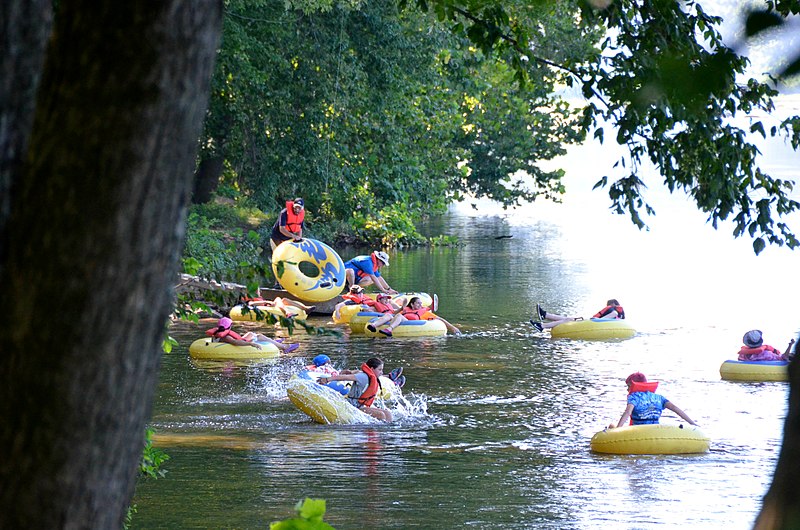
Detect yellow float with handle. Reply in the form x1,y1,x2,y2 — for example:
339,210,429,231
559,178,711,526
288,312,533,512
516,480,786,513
719,360,788,382
550,318,635,340
188,338,280,360
229,304,307,322
271,239,345,302
590,424,710,455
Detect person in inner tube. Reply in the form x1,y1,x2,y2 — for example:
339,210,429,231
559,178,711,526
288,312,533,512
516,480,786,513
737,329,795,362
318,357,393,422
365,296,461,337
608,372,698,429
206,317,299,353
530,299,625,332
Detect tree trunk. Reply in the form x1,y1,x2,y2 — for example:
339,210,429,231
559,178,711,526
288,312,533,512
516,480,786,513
0,1,221,528
192,155,224,204
755,356,800,529
0,0,53,258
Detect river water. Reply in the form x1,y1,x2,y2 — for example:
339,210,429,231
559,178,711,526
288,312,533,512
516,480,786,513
132,99,799,529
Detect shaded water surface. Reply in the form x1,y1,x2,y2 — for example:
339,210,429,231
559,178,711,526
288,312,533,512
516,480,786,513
133,200,797,528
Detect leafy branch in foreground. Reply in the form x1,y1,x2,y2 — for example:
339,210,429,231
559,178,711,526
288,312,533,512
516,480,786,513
410,0,800,254
271,498,336,530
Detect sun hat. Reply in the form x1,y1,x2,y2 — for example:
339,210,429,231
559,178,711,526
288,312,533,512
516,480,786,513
625,372,647,386
743,330,764,348
350,285,364,293
373,250,389,266
312,354,330,367
218,317,233,329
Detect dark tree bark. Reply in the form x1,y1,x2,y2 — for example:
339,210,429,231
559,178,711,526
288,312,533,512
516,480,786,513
0,1,221,528
192,155,224,203
755,354,800,529
0,0,53,260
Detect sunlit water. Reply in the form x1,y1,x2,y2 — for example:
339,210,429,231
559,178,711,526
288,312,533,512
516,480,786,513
132,99,799,529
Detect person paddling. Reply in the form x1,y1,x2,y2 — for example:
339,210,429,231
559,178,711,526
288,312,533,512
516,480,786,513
317,357,393,422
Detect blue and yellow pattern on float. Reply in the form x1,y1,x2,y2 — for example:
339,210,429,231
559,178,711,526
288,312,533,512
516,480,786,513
272,238,345,302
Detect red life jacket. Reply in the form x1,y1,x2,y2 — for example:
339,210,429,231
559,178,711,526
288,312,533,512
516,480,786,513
356,363,381,407
285,201,305,233
402,307,432,320
627,381,658,424
205,327,245,341
628,381,658,394
342,293,369,304
364,299,393,313
738,345,782,360
594,305,625,319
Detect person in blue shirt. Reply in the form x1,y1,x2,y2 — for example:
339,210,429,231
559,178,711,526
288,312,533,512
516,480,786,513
344,250,397,295
610,372,698,428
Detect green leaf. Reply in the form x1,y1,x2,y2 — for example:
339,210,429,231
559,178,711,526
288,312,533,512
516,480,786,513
298,498,326,521
753,237,766,255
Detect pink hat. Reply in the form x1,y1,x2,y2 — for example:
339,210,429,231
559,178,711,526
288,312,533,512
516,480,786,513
218,317,233,329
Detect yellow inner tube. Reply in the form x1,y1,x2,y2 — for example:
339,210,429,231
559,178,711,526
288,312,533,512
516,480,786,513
719,360,788,382
332,303,362,324
550,318,635,340
590,424,710,455
272,239,345,302
364,318,448,338
229,304,307,322
287,375,400,424
188,338,280,360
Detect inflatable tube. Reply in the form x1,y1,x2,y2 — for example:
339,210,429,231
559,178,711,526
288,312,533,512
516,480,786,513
590,424,710,455
364,318,448,338
287,373,401,424
229,304,307,322
272,239,345,302
719,360,789,382
188,338,280,360
349,311,385,333
332,303,362,325
549,318,635,340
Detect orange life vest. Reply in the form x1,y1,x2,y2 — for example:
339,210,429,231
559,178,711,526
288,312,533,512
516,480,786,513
628,381,658,394
285,200,305,233
594,305,625,319
342,293,369,304
205,327,245,341
627,381,659,424
738,345,782,360
364,299,393,313
356,363,381,407
402,307,433,320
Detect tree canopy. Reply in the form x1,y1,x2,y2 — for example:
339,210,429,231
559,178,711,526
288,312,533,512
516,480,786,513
198,0,800,253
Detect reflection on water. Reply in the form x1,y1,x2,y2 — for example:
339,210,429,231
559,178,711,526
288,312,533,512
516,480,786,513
134,137,797,528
